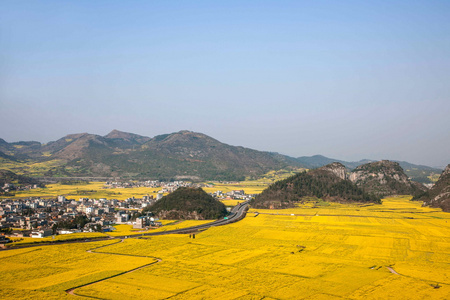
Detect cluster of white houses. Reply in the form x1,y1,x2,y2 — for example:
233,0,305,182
1,182,256,242
103,180,256,200
0,194,160,240
104,180,193,191
214,189,256,201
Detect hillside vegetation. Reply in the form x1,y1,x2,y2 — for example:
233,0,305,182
252,163,380,209
349,160,427,197
0,130,299,181
297,155,442,183
0,169,41,186
413,164,450,212
144,187,227,220
1,131,440,182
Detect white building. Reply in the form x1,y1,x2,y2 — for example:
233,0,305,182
31,229,52,238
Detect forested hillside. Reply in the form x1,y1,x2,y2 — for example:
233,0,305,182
252,163,380,209
144,187,227,220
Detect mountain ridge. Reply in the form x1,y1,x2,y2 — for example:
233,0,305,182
0,130,295,181
0,130,443,182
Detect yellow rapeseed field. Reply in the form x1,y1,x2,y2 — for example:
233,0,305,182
221,199,245,206
1,196,449,299
0,240,157,299
106,220,212,237
3,171,298,200
3,181,165,200
0,159,66,177
3,173,285,200
9,232,107,245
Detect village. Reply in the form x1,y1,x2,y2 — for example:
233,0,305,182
0,180,256,244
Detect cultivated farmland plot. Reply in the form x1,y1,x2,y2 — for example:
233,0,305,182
0,196,449,299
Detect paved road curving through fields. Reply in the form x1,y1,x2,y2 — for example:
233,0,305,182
64,201,249,297
128,200,250,237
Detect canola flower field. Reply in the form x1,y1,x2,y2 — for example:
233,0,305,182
0,195,449,299
106,220,213,237
203,169,305,196
9,231,107,245
2,181,164,201
1,168,300,201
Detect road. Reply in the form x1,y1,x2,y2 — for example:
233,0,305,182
118,200,250,238
62,202,249,297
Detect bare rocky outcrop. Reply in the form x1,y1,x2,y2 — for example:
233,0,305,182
318,162,348,180
350,160,426,197
414,164,450,212
442,164,450,177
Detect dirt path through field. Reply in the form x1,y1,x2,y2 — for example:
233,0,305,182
66,238,162,298
386,266,399,275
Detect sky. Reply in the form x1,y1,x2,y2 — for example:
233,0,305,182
1,1,449,167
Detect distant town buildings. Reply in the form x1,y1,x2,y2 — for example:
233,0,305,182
0,180,256,239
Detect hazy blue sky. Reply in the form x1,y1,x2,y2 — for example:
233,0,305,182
1,1,449,167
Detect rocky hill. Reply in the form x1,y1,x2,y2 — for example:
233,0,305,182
318,162,348,180
143,187,227,220
296,155,441,184
349,160,426,197
413,164,450,212
251,163,380,209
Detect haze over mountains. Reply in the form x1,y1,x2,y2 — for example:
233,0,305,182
0,130,443,182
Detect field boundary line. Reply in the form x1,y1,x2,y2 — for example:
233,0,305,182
385,265,449,287
66,238,162,298
0,247,42,260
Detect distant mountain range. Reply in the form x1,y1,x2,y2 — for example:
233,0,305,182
0,130,294,181
0,130,443,182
